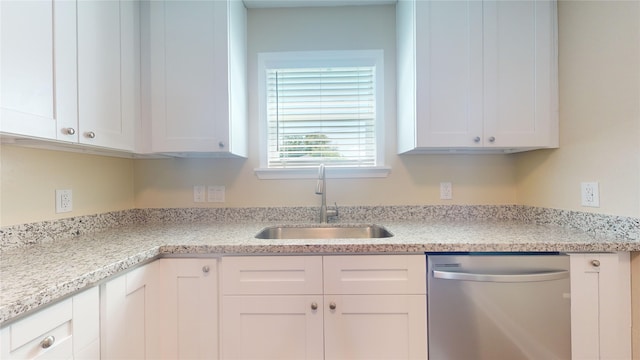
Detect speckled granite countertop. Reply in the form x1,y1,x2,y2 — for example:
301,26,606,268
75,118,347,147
2,212,639,326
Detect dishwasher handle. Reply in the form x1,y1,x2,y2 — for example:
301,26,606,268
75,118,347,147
432,269,569,283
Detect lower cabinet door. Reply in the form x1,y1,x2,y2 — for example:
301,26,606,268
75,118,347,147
569,252,631,360
72,286,100,359
323,294,427,360
221,295,324,360
100,261,159,359
159,258,218,360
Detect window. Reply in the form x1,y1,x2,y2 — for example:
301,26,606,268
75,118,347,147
256,50,388,179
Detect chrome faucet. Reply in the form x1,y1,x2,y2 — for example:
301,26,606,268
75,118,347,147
315,164,338,223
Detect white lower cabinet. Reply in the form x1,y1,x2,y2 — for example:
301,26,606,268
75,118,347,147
100,261,160,359
222,295,324,359
220,255,427,360
569,252,632,360
0,286,99,360
4,252,633,360
324,294,427,360
100,258,219,360
158,258,219,359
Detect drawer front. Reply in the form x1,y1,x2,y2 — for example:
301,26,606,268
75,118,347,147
8,323,72,359
10,298,72,352
323,255,426,295
222,256,323,295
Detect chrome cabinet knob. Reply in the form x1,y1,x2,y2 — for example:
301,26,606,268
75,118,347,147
202,265,210,273
473,136,481,143
65,128,76,135
85,131,96,139
488,136,496,143
311,302,318,310
591,259,601,267
41,335,55,349
329,302,337,310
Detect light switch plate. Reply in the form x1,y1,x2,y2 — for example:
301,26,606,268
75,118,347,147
208,186,225,203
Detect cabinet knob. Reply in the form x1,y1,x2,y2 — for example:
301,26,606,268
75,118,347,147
591,259,601,267
488,136,496,143
218,141,225,149
202,265,210,273
473,136,481,143
40,335,55,349
85,131,96,139
311,302,318,310
65,128,76,135
329,302,337,310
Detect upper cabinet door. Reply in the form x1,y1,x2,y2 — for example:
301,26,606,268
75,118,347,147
77,0,139,151
146,0,247,156
0,0,78,141
483,0,558,148
414,0,484,149
397,0,558,153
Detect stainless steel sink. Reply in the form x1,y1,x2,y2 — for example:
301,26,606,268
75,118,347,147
255,224,393,239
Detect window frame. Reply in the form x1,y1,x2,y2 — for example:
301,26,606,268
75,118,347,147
255,50,389,180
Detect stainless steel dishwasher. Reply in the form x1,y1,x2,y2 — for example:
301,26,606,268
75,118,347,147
427,253,571,360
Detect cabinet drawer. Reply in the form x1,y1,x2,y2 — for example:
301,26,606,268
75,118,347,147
222,256,323,295
4,298,73,359
323,255,426,295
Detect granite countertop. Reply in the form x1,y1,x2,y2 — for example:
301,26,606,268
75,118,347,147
1,215,639,326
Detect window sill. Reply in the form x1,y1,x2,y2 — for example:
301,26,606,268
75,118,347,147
254,166,391,180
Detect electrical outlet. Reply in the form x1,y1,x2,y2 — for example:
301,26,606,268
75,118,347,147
207,186,225,203
581,182,600,207
55,189,73,213
193,185,206,202
440,182,452,200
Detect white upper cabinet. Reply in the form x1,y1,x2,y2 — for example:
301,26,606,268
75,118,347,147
143,0,248,156
397,0,558,153
1,0,139,152
0,0,77,142
77,0,139,151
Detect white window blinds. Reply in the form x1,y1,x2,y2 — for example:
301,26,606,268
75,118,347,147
266,66,377,168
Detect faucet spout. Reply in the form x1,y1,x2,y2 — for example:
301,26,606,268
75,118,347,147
315,164,325,195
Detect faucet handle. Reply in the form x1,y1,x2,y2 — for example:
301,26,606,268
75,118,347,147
328,202,339,219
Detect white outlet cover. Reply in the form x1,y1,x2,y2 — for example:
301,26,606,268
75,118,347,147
581,182,600,207
56,189,73,213
440,182,452,200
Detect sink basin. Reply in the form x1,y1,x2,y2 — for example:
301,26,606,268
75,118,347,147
255,224,393,239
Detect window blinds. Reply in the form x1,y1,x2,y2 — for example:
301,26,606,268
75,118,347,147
266,66,376,168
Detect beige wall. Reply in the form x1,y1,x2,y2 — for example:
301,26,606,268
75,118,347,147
0,145,135,226
133,155,516,208
515,0,640,218
133,5,517,209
